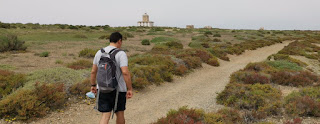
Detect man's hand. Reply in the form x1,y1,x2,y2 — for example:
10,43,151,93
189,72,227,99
91,86,97,94
126,90,133,99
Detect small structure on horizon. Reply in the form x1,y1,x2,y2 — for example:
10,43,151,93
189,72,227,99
137,13,154,27
186,25,194,29
204,26,212,29
259,27,265,30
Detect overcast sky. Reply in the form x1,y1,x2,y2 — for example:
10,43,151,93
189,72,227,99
0,0,319,30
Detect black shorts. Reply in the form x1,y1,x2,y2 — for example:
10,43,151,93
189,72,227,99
98,90,127,113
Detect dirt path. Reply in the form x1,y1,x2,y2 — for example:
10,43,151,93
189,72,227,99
27,41,291,124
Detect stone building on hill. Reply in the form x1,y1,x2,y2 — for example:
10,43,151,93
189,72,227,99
137,13,154,27
186,25,194,29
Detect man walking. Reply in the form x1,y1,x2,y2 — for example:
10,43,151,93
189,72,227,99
90,32,133,124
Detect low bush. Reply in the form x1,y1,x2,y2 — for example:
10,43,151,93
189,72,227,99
217,83,282,117
73,34,88,39
164,41,183,49
27,67,86,88
98,35,110,40
244,62,276,74
0,83,66,121
141,39,150,45
129,54,175,88
0,70,26,99
154,106,243,124
213,33,222,37
271,70,318,87
213,38,222,42
67,60,92,70
191,35,211,42
208,47,230,61
173,65,188,76
55,60,63,64
181,57,202,69
150,37,178,43
266,60,302,71
154,106,204,124
205,108,243,124
0,34,27,52
204,31,213,36
230,71,271,84
207,57,220,66
120,32,134,40
267,54,307,67
69,78,91,95
201,42,210,48
79,48,97,58
284,87,320,117
39,51,49,57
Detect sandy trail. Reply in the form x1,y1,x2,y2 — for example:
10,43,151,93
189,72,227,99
29,41,291,124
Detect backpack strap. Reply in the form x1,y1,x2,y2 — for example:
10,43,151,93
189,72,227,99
109,48,122,61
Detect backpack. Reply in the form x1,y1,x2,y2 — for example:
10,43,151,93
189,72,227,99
95,48,122,118
96,48,121,93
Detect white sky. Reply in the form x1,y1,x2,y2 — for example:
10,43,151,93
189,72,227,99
0,0,319,30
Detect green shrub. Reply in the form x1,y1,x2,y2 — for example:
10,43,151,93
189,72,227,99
39,51,49,57
0,64,16,70
266,60,302,71
27,67,86,88
67,60,92,70
191,35,211,42
267,54,307,67
73,34,88,39
0,83,66,120
204,31,213,36
164,41,183,49
217,83,282,117
0,34,27,52
150,37,178,43
129,54,175,89
79,48,97,58
0,70,26,99
98,35,110,40
55,60,63,64
208,47,230,61
213,33,222,37
271,70,318,87
141,39,150,45
69,78,90,95
188,41,203,48
284,87,320,117
151,45,170,54
120,32,134,40
213,38,222,42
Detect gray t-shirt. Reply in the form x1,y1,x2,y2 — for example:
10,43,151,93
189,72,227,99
93,46,128,92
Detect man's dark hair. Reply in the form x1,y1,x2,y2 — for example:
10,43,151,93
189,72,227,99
109,32,122,43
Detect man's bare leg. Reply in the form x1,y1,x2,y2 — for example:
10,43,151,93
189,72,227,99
100,112,111,124
116,111,125,124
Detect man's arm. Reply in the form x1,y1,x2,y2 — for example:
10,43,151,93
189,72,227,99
90,64,98,93
121,66,133,98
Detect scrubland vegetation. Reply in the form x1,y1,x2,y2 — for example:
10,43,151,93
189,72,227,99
1,22,320,122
